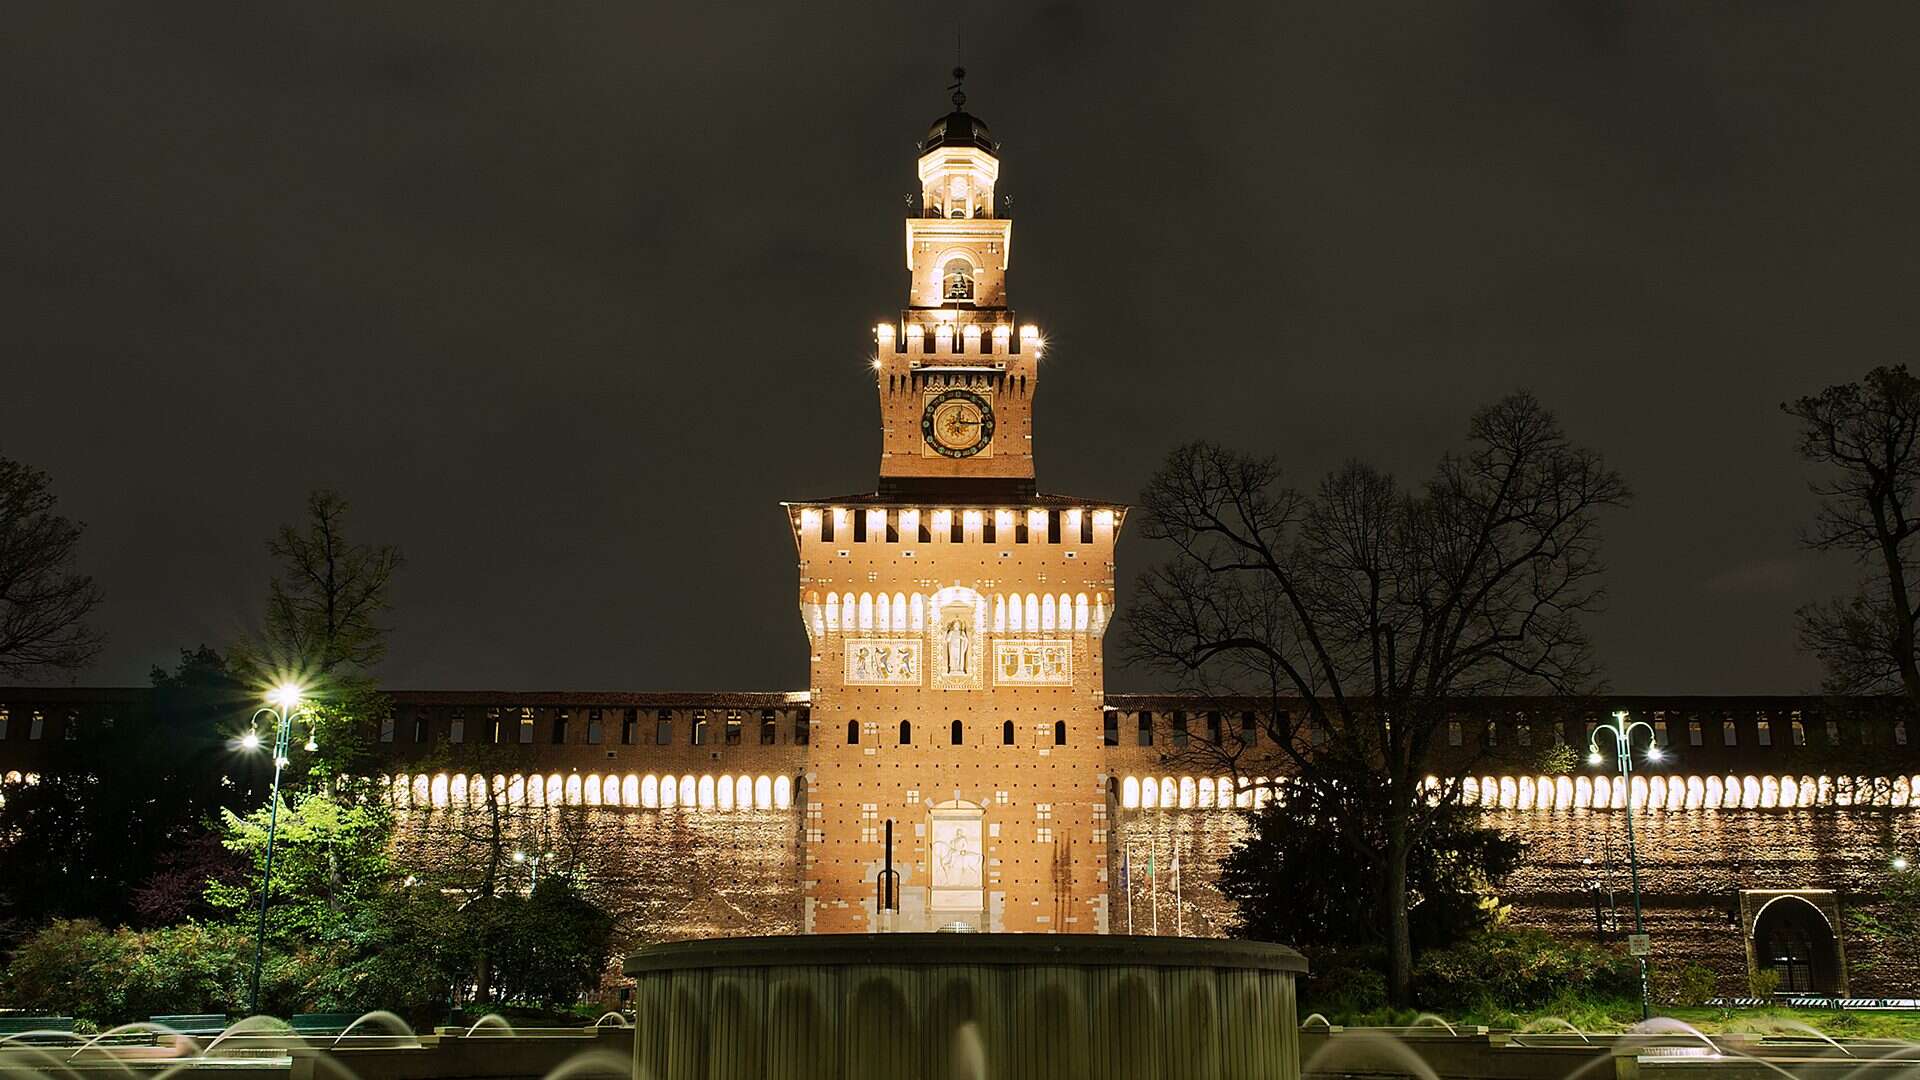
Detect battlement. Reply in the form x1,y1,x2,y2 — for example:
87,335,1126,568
786,503,1120,546
878,321,1040,360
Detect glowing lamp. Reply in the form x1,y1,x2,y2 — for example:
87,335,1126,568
1587,751,1604,766
240,731,261,750
513,850,527,863
268,683,303,710
1896,856,1911,872
1645,746,1664,763
304,735,319,752
875,323,894,340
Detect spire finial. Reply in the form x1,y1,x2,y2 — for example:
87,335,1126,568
949,65,966,110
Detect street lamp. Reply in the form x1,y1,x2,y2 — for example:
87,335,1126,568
513,849,556,891
1590,709,1658,1021
241,681,315,1016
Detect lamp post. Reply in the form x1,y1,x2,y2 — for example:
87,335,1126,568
1588,709,1662,1021
512,849,554,892
241,682,315,1016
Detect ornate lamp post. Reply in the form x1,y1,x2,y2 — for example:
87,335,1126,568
240,682,317,1016
513,849,555,892
1588,709,1662,1021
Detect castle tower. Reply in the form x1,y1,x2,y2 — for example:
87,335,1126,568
785,74,1125,934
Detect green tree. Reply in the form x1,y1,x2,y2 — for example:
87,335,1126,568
485,878,614,1009
1845,852,1920,979
1219,766,1525,958
209,789,395,944
1784,366,1920,701
1125,393,1628,1004
0,456,103,678
0,919,252,1025
0,647,255,934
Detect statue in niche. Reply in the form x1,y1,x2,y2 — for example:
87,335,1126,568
944,619,971,675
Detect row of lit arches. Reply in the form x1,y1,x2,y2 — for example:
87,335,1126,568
384,771,794,811
1459,773,1920,811
805,591,1108,636
1114,773,1920,812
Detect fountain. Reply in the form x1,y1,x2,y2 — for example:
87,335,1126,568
623,933,1307,1080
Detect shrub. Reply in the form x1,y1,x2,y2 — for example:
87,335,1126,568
1749,968,1781,999
0,919,250,1025
1667,963,1718,1007
1414,928,1638,1012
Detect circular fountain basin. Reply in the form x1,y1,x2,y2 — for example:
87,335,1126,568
625,933,1306,1080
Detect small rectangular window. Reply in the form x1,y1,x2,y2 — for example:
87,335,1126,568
692,710,708,746
1826,720,1841,745
450,710,466,744
1103,710,1119,747
1137,711,1153,747
1689,720,1704,746
795,708,811,745
380,715,397,743
551,708,570,745
760,709,777,745
1047,510,1062,543
1448,721,1463,747
1792,720,1806,746
1722,719,1737,746
621,708,638,745
1080,512,1094,543
1171,712,1188,748
853,512,867,543
0,706,9,741
518,708,534,744
1485,720,1498,748
1653,720,1668,748
821,513,835,542
1897,721,1909,747
1517,723,1532,747
655,710,673,745
725,711,742,746
29,710,45,740
586,708,604,745
1242,712,1258,745
1757,719,1772,747
413,710,428,743
983,518,996,543
488,707,503,743
63,711,80,741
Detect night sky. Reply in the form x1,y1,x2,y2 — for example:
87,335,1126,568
6,3,1918,694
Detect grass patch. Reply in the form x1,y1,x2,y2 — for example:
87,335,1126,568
1312,1001,1920,1040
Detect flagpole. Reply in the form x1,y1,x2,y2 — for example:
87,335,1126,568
1174,846,1183,937
1123,846,1134,935
1150,833,1159,936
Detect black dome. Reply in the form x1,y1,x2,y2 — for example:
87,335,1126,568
920,110,998,154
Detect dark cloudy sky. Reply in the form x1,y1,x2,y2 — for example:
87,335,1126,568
6,3,1917,694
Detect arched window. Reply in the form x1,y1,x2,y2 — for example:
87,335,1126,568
1054,719,1066,746
847,719,860,745
899,720,912,744
951,720,964,745
1002,720,1015,746
944,259,974,301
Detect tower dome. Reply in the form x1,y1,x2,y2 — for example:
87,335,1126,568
920,109,997,155
918,66,998,155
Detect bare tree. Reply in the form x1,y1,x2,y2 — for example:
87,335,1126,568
259,489,403,678
1784,366,1920,701
0,457,103,678
1124,392,1627,1003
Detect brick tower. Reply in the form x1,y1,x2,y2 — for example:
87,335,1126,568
785,74,1125,934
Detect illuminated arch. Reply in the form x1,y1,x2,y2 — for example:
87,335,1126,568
1122,776,1141,809
858,593,874,630
911,594,924,632
1093,594,1108,633
1042,594,1057,631
824,592,840,632
755,775,773,809
1198,776,1215,808
641,774,660,808
1252,778,1272,809
841,593,855,631
1178,776,1196,809
717,774,735,810
773,775,793,809
1075,593,1089,632
621,774,639,807
1025,594,1040,631
1160,775,1178,809
994,594,1007,631
1139,777,1157,809
697,775,716,809
736,775,752,808
891,593,906,631
1008,593,1022,631
678,774,696,807
430,773,450,808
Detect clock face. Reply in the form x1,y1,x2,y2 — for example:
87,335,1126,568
922,389,995,458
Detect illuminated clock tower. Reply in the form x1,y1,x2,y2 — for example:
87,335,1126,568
786,73,1124,935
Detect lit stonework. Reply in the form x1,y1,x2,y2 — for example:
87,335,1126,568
785,93,1124,934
